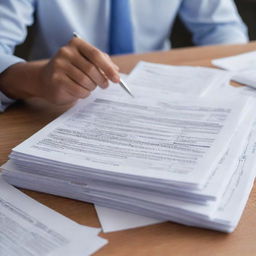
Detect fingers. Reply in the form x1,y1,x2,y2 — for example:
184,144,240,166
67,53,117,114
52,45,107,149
42,71,90,105
71,37,120,83
104,53,120,71
63,62,97,91
68,50,109,89
42,38,121,105
64,75,91,99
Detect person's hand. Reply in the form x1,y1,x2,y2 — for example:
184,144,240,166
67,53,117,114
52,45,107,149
39,37,120,104
0,38,120,105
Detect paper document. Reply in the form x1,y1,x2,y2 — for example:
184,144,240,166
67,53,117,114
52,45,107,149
217,84,256,97
8,95,250,188
88,123,256,232
95,62,231,100
2,60,255,233
82,107,255,222
127,61,230,96
212,51,256,71
212,51,256,88
0,176,107,256
231,69,256,89
95,206,164,233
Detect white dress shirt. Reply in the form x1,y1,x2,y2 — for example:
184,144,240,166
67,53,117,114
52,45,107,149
0,0,248,111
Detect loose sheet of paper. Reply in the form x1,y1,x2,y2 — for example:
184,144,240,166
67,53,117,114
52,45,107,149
212,51,256,88
94,62,231,100
231,69,256,88
127,61,230,96
212,51,256,71
95,206,164,233
0,176,107,256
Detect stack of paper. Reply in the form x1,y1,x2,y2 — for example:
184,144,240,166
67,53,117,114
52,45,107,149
1,62,255,233
0,176,107,255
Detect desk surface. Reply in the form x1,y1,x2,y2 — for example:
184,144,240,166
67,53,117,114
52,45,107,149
1,42,256,256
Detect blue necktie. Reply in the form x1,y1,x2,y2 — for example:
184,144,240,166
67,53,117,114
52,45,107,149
109,0,134,55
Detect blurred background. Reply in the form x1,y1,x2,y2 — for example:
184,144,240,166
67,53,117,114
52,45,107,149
172,0,256,48
16,0,256,58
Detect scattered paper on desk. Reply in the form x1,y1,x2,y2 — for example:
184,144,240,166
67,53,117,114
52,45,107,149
212,50,256,71
0,176,107,256
231,69,256,89
212,51,256,89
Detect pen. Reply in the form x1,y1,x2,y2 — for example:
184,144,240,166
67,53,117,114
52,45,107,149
73,32,134,97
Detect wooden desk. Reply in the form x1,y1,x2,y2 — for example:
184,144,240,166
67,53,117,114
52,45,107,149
1,42,256,256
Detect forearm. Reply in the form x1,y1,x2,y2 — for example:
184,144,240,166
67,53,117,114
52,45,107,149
0,60,47,100
0,0,37,100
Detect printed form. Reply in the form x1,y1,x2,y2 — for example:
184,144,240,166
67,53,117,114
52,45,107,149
94,61,231,100
0,177,107,256
10,94,251,188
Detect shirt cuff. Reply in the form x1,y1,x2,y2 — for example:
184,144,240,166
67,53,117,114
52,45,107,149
0,53,24,111
0,53,25,73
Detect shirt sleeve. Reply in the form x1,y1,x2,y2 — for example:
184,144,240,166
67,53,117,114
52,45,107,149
0,0,36,111
179,0,248,46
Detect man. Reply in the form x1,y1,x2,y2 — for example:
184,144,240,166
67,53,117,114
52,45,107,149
0,0,248,111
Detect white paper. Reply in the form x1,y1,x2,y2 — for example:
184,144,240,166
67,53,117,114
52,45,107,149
205,81,256,99
86,124,256,232
127,61,230,96
231,69,256,89
95,206,163,233
9,94,250,189
0,176,107,256
2,61,255,234
94,62,231,101
88,103,254,202
167,124,256,232
212,51,256,71
3,123,255,233
81,107,256,222
212,51,256,89
2,101,254,230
